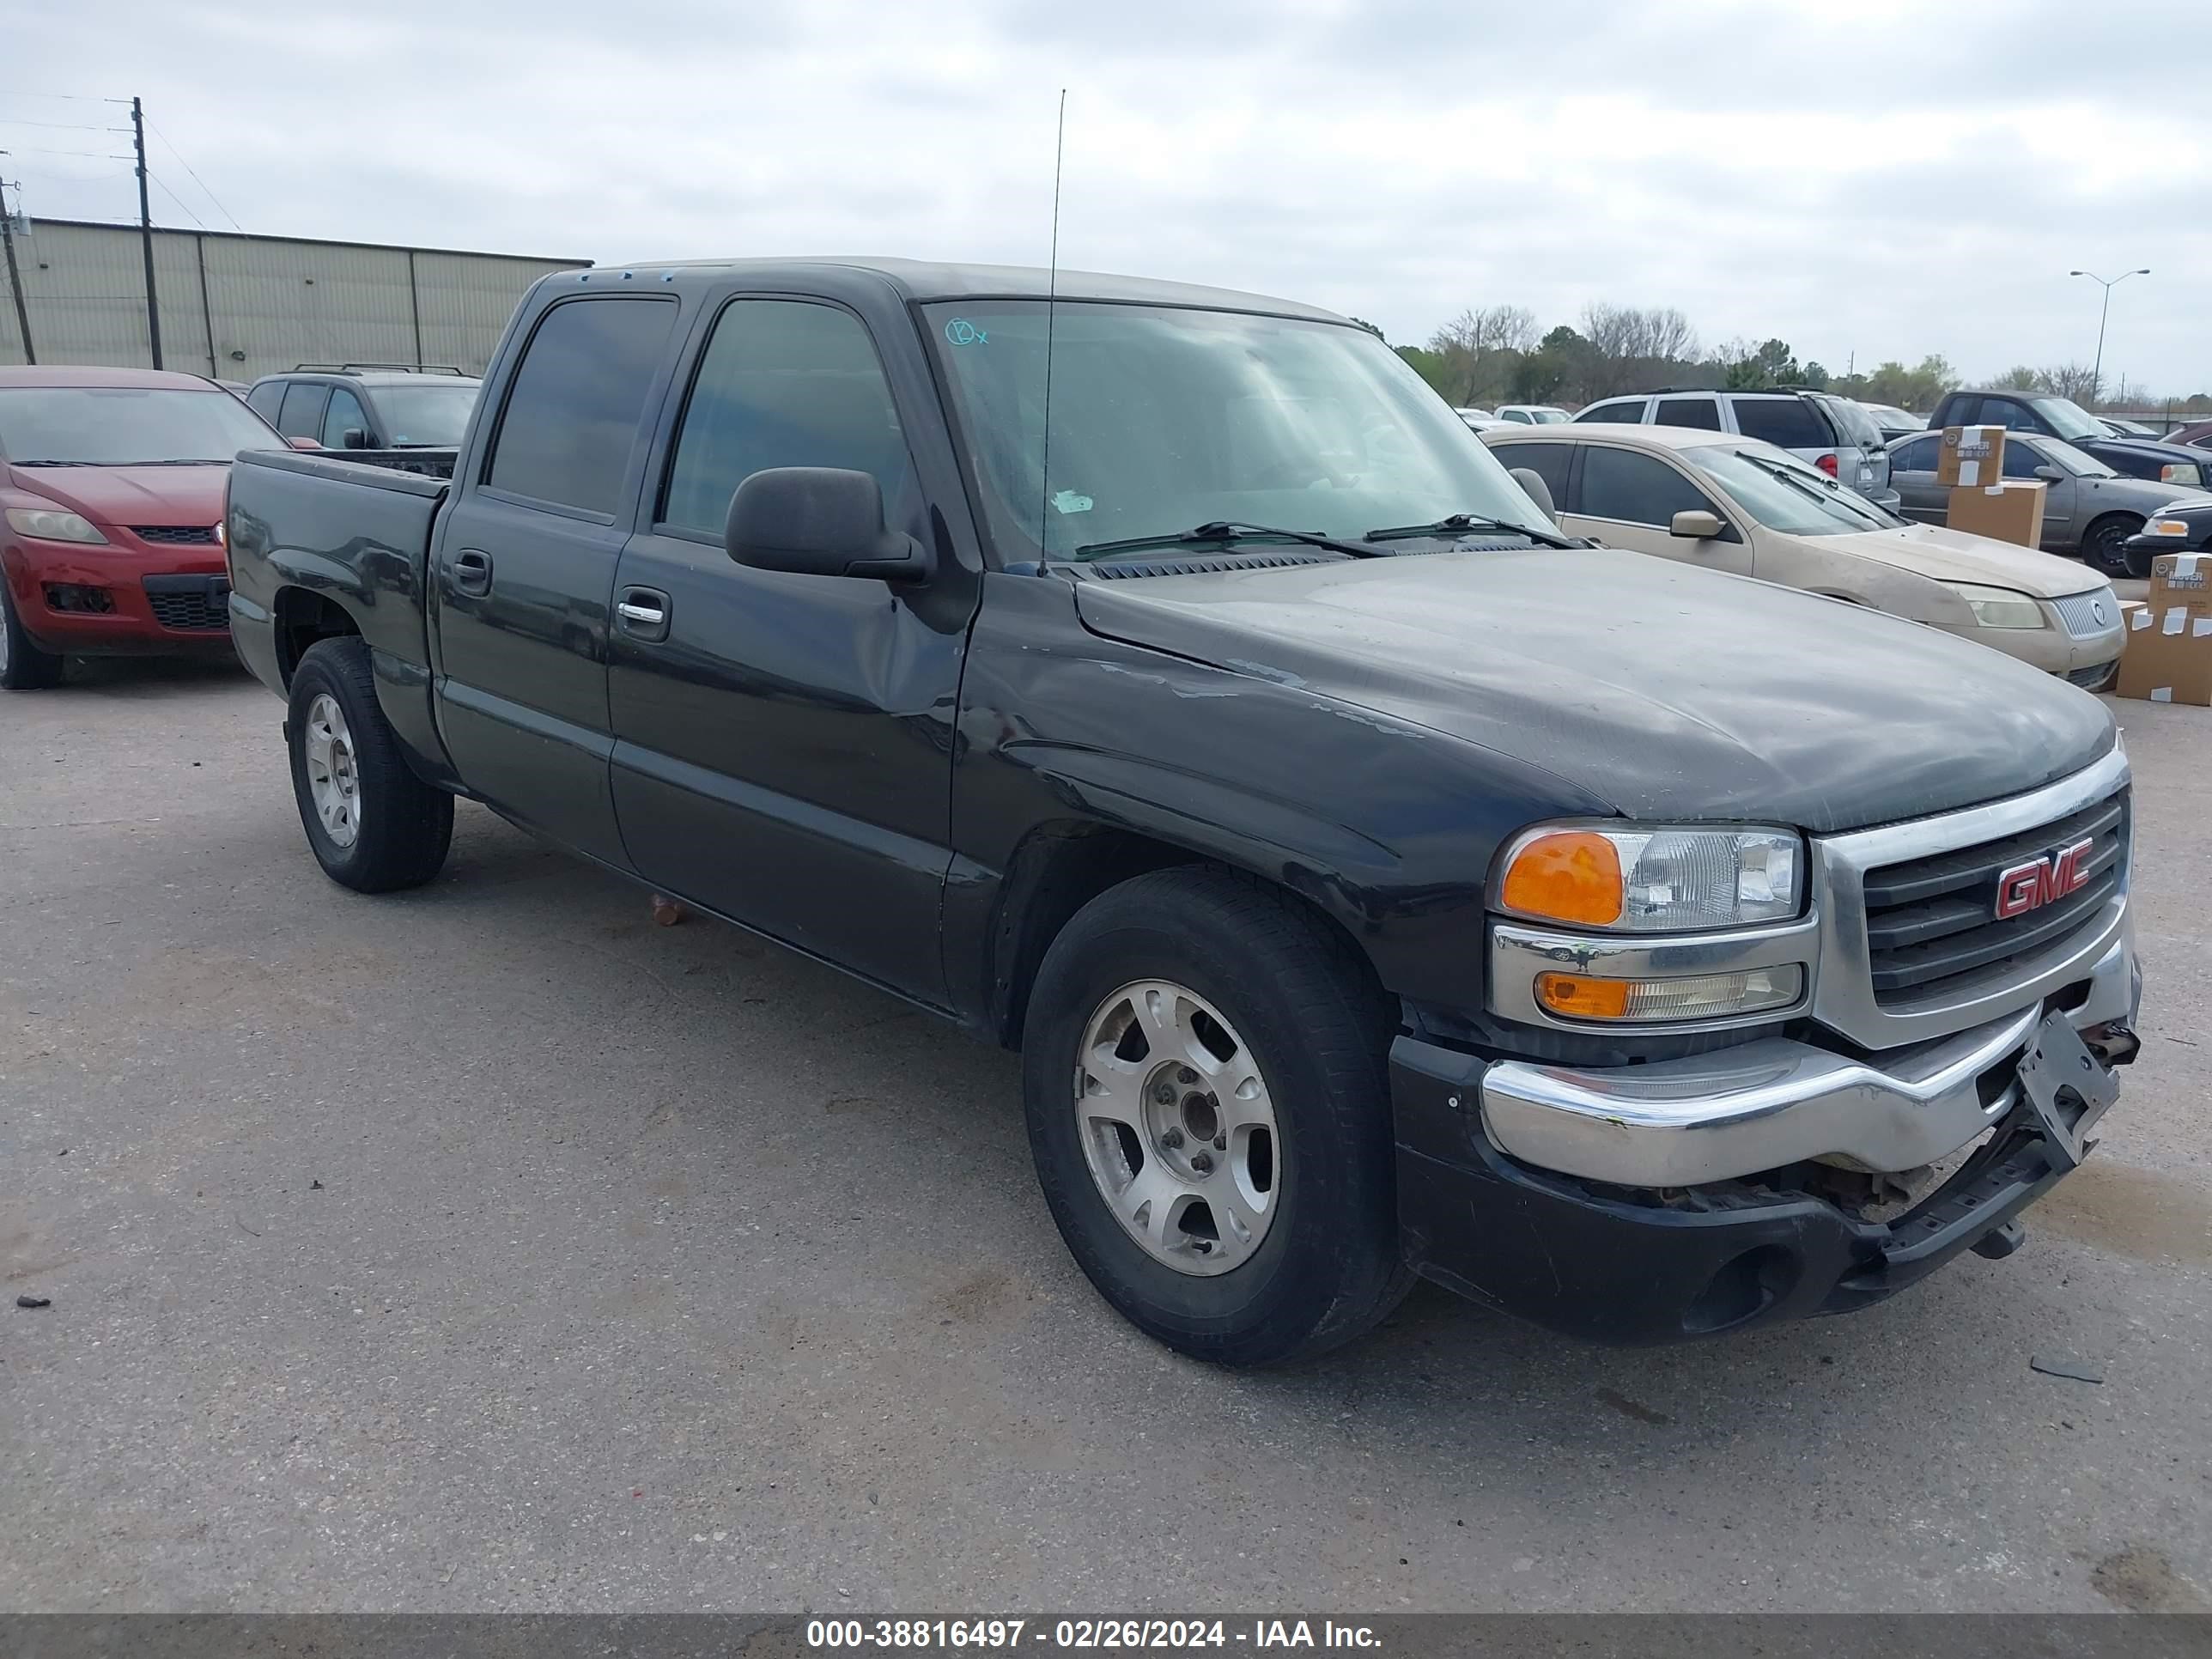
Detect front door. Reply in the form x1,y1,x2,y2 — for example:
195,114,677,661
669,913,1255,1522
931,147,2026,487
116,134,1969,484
1562,441,1754,575
431,294,684,864
606,294,976,1006
2000,436,2076,548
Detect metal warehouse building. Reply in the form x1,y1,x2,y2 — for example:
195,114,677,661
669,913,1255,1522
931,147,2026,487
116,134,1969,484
0,217,589,382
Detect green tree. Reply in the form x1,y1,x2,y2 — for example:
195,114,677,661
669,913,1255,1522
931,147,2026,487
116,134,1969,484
1347,317,1386,342
1997,365,2040,390
1723,338,1802,389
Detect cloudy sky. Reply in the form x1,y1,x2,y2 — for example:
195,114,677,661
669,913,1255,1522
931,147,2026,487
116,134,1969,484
8,0,2209,395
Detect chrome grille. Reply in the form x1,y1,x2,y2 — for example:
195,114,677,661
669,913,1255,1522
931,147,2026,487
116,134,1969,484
2050,588,2119,637
1808,749,2132,1050
1860,791,2127,1006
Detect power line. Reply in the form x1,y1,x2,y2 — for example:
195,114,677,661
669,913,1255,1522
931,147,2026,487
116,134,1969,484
147,119,240,231
8,145,131,160
147,170,205,228
0,117,126,133
0,90,128,103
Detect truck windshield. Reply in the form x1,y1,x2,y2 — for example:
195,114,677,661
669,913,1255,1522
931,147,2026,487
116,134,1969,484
2028,397,2107,442
922,301,1555,559
373,383,479,448
0,386,282,465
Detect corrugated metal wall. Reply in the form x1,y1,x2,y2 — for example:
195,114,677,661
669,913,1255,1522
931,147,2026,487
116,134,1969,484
0,219,588,381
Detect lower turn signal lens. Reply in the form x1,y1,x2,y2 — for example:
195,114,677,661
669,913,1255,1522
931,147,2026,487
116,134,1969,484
1536,966,1804,1024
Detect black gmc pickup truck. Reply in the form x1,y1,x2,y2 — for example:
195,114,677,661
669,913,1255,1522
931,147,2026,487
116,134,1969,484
223,258,2142,1364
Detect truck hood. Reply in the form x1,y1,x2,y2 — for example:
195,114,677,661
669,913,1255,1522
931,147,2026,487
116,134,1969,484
1071,548,2117,835
1814,521,2116,596
7,463,231,529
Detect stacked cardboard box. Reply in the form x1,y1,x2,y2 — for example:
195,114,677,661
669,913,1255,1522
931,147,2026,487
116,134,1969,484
2116,552,2212,705
1936,425,2048,549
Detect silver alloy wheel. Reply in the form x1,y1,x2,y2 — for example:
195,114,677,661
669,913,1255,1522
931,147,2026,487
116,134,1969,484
1074,979,1281,1276
302,691,362,849
0,603,10,675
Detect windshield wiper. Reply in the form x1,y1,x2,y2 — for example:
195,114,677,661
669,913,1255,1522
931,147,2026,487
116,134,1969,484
15,459,101,466
1072,521,1386,562
109,458,227,466
1364,512,1576,550
1739,453,1891,524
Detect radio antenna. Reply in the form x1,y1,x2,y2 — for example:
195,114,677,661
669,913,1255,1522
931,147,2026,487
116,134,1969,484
1036,88,1066,556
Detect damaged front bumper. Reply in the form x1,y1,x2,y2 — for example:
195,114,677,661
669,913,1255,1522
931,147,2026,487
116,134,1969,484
1391,936,2141,1345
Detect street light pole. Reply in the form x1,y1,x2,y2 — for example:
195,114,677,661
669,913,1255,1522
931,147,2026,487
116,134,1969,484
2069,268,2149,406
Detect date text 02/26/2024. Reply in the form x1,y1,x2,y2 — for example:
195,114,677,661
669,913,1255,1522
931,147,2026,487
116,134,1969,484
805,1619,1382,1650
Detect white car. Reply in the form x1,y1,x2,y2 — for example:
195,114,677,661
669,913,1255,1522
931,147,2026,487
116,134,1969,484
1454,407,1504,430
1493,404,1570,424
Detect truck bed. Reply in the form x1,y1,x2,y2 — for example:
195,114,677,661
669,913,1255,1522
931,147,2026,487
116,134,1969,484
225,446,450,708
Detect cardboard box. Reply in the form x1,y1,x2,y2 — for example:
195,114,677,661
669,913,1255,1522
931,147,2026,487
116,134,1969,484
1938,424,2008,487
1948,479,2046,549
2117,556,2212,703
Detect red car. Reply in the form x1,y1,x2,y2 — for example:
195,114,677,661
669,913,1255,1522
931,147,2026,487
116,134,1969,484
0,366,291,689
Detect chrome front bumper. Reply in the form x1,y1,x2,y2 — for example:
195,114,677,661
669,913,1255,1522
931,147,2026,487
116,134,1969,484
1480,928,2137,1188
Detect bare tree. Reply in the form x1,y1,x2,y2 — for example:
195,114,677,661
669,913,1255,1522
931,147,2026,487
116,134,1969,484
1425,305,1539,404
1578,304,1702,398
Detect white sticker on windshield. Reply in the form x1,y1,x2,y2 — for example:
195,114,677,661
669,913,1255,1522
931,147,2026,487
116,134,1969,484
1049,489,1094,515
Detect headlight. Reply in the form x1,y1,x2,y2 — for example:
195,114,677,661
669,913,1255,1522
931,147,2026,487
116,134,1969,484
4,507,108,545
1497,824,1802,932
1942,581,2046,629
2144,516,2194,538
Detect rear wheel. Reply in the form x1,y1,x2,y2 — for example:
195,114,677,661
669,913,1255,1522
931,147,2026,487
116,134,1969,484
2082,513,2148,579
286,637,453,892
1023,866,1411,1365
0,580,64,690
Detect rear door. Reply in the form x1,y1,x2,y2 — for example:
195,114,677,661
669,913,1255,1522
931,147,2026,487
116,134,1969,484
1728,395,1835,474
428,292,683,865
1887,433,1948,523
1653,395,1723,432
274,382,329,446
1562,441,1753,574
605,285,981,1005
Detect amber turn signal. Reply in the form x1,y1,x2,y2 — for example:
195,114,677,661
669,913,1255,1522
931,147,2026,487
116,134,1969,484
1534,972,1632,1019
1499,831,1624,927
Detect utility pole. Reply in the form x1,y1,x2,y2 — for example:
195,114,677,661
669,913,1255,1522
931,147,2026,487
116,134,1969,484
131,95,162,368
0,161,33,365
2069,267,2148,408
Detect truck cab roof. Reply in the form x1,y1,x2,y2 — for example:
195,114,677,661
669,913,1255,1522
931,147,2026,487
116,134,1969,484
568,258,1351,323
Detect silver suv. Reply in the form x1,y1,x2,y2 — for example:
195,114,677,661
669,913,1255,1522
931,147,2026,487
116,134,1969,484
1572,387,1899,511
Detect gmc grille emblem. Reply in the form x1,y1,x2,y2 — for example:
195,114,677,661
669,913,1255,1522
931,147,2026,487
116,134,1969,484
1995,838,2096,920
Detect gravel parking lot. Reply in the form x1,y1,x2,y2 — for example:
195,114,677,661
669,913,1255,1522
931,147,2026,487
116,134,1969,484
3,658,2208,1613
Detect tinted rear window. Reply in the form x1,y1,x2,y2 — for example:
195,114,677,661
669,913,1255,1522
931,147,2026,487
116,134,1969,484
487,298,678,515
1732,397,1830,449
1655,397,1723,430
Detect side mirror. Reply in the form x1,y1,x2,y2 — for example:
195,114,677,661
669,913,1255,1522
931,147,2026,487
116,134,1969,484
1508,466,1559,526
2034,465,2063,483
1670,508,1724,539
724,466,931,582
340,428,371,451
286,434,322,451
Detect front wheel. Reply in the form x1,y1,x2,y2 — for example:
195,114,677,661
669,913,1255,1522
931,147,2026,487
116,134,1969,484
0,579,64,690
2082,514,2148,579
286,637,453,892
1023,867,1410,1365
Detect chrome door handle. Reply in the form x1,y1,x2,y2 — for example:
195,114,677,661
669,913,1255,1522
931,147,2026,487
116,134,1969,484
617,600,665,624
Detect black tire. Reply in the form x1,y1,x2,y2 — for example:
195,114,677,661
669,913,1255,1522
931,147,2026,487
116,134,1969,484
1023,866,1412,1366
286,636,453,892
0,580,65,690
2082,513,2147,580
